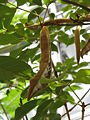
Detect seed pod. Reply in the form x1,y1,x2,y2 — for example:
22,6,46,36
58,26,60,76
74,26,80,64
27,26,50,100
40,26,50,69
81,36,90,58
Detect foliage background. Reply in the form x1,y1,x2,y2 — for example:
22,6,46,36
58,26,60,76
0,0,90,120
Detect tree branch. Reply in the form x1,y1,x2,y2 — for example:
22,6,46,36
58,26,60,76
25,18,90,29
8,1,90,29
63,0,90,12
68,85,83,104
64,103,71,120
86,103,90,107
82,102,85,120
61,89,90,118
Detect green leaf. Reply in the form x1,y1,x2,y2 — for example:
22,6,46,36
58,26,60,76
80,29,86,34
56,58,76,73
63,57,75,66
83,33,90,40
16,0,29,6
49,99,64,112
28,13,37,22
0,56,31,82
65,85,82,92
74,76,90,84
15,23,24,36
76,69,90,77
48,113,61,120
49,13,55,20
15,99,39,120
19,44,39,62
58,0,62,3
40,77,53,84
33,99,53,120
0,0,8,3
21,87,28,99
64,91,75,104
55,90,75,104
1,89,20,118
64,26,73,31
0,4,16,28
28,7,44,22
32,53,40,63
58,32,74,46
0,33,23,45
61,4,72,12
43,0,56,6
79,0,90,6
29,0,42,6
10,48,22,58
74,69,90,84
0,40,29,54
72,62,88,71
43,0,49,5
25,29,40,43
80,40,86,49
51,42,58,52
56,62,62,72
33,87,52,98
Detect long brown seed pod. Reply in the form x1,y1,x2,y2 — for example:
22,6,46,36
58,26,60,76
81,36,90,58
74,26,80,64
27,26,50,100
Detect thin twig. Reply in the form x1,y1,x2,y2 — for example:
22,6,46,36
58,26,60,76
64,103,71,120
37,15,42,28
0,100,9,120
43,7,48,22
17,7,38,16
20,98,28,120
25,115,28,120
68,85,83,104
8,2,38,17
63,0,90,12
85,103,90,107
51,59,58,78
47,5,50,19
62,89,90,118
20,98,25,120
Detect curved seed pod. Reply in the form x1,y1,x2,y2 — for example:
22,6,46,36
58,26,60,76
81,36,90,58
74,26,80,64
27,26,50,100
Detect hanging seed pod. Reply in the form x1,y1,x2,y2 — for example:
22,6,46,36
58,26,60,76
27,26,50,100
81,36,90,58
74,26,80,64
